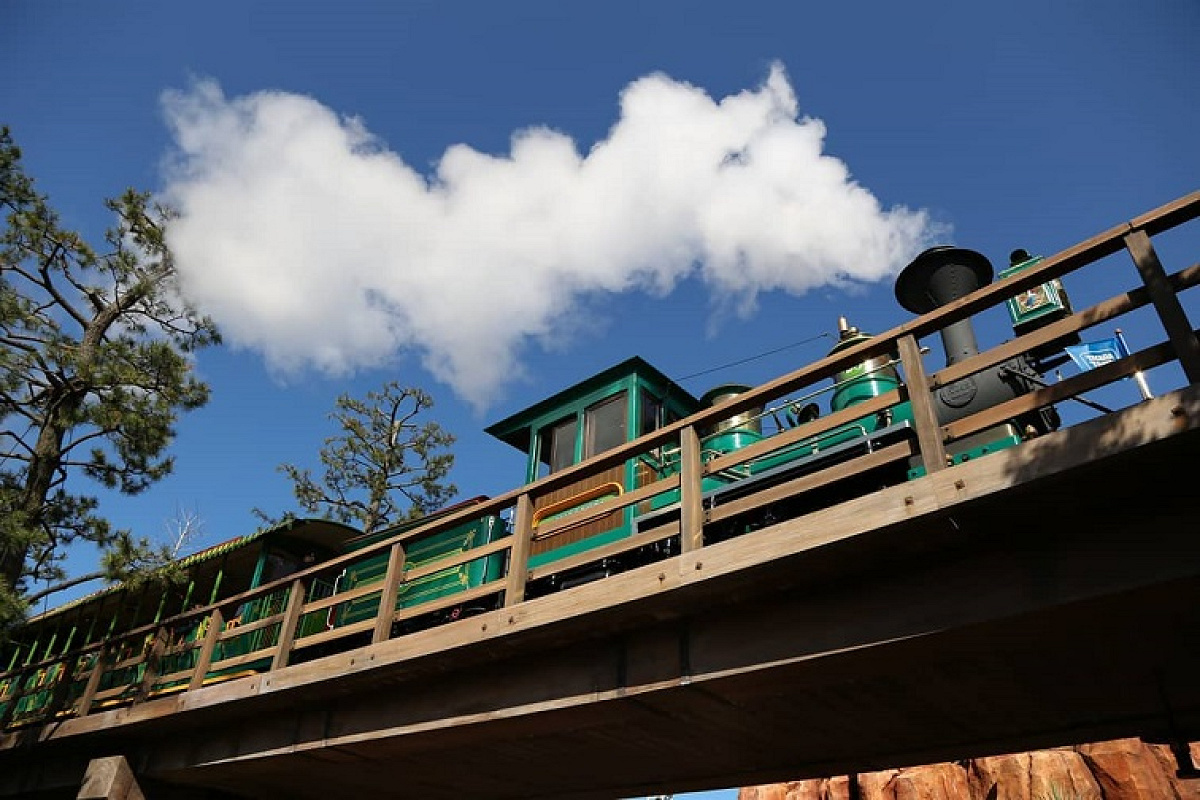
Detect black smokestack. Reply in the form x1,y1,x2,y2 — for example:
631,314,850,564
894,246,994,365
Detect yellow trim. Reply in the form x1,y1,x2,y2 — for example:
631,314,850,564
531,482,623,541
146,669,260,699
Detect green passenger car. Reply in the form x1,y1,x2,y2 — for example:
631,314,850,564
321,504,508,633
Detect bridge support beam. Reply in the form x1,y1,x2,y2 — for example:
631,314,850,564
78,756,144,800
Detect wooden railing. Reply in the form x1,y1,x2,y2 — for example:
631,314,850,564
2,191,1198,732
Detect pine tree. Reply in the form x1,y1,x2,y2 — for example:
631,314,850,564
272,382,456,534
0,127,219,628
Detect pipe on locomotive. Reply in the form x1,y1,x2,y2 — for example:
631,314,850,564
894,245,993,365
894,245,1059,435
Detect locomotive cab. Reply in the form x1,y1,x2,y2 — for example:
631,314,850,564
486,358,699,583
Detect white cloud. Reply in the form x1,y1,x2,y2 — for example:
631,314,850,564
160,64,937,408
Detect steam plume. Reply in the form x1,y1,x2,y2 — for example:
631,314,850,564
160,64,936,407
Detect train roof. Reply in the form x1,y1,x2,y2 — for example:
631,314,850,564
26,517,360,625
485,356,698,453
340,496,491,551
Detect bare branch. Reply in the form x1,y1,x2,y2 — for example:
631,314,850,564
24,570,106,606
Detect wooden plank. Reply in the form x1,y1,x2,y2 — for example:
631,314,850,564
20,200,1198,719
89,685,138,705
75,645,110,718
703,390,900,476
7,196,1198,745
216,610,285,640
707,440,917,525
504,494,533,607
297,582,383,616
290,619,376,651
1131,189,1200,236
131,380,1200,764
109,653,149,672
205,647,276,674
531,476,678,541
391,581,505,626
188,607,224,691
943,339,1177,441
136,627,168,702
148,666,198,688
77,755,144,800
1125,229,1200,383
398,535,512,583
36,388,1200,745
271,579,308,671
530,466,626,554
160,639,201,659
526,526,680,582
679,426,704,554
0,641,104,681
898,334,947,474
931,262,1199,389
373,544,407,645
45,654,82,722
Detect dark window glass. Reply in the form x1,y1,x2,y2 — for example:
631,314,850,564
538,416,578,474
584,392,628,459
262,551,301,582
640,391,663,437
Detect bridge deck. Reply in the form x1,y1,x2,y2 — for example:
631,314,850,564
4,387,1199,799
2,192,1199,799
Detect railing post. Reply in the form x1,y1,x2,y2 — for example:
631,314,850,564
898,334,948,474
271,579,308,671
45,653,81,721
188,607,224,691
679,425,705,553
504,493,534,607
372,544,407,644
136,626,169,701
1125,229,1200,383
77,645,110,718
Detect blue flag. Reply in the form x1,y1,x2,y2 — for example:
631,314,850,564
1065,336,1128,372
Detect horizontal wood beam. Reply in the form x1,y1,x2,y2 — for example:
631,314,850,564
21,386,1197,752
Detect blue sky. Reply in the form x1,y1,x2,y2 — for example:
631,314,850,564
3,3,1198,795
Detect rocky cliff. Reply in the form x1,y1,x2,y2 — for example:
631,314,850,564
739,739,1200,799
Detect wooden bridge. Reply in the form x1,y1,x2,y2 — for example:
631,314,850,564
2,192,1199,799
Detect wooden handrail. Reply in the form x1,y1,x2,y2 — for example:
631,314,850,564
3,191,1197,728
532,478,677,542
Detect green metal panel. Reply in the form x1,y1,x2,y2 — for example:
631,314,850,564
334,515,508,628
491,361,702,570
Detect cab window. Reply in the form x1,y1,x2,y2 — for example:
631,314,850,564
584,392,627,459
640,390,664,436
538,415,578,475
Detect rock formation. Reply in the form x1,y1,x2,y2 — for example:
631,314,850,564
738,739,1200,800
